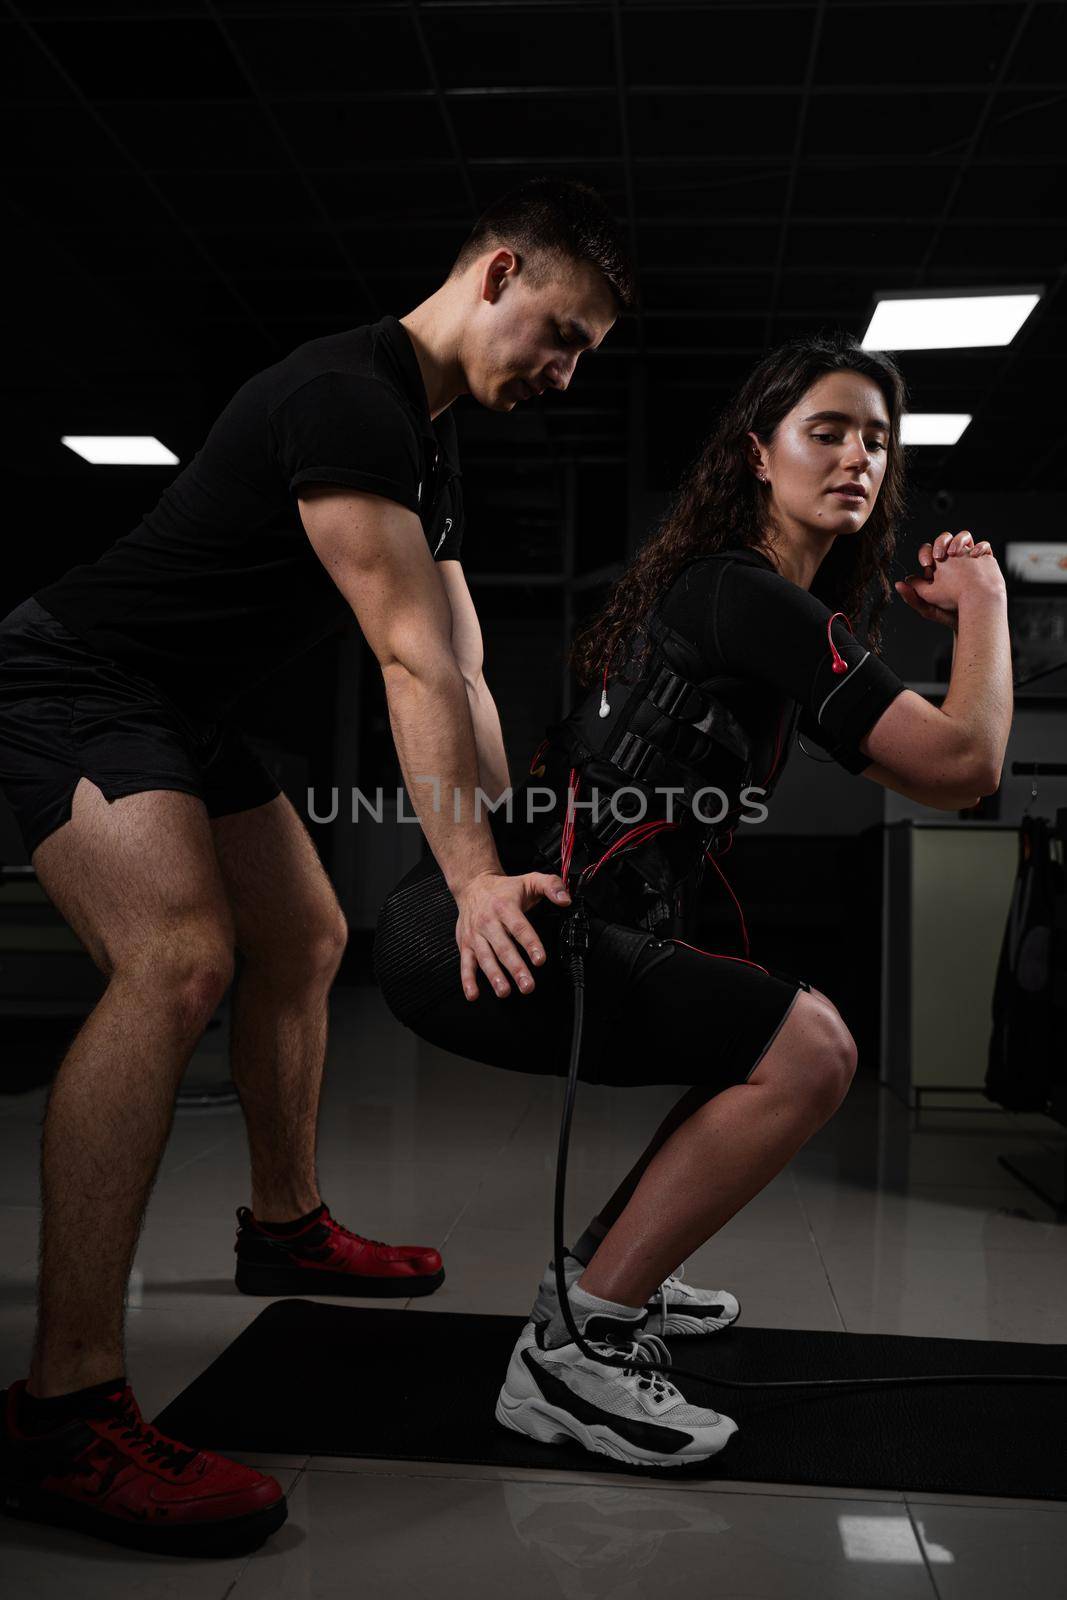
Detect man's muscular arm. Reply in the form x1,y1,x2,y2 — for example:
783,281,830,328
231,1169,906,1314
298,486,569,999
436,559,511,802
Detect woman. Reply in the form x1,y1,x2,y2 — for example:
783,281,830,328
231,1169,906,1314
373,332,1010,1467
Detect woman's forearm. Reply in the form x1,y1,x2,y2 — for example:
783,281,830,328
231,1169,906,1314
941,590,1014,788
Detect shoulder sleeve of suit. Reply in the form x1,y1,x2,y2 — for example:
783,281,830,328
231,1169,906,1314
794,707,873,776
711,557,906,774
269,371,422,513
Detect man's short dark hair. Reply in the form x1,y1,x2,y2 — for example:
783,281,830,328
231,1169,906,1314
449,178,638,312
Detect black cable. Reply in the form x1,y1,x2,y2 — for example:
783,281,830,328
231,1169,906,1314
553,898,1067,1397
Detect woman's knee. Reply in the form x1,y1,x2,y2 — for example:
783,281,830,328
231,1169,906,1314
806,988,858,1093
749,989,857,1105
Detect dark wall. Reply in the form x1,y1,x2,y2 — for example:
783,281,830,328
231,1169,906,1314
880,489,1067,683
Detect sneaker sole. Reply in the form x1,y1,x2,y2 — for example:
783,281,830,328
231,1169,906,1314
235,1262,445,1298
494,1388,738,1468
1,1482,288,1557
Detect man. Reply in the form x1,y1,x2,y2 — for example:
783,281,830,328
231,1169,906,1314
0,179,633,1556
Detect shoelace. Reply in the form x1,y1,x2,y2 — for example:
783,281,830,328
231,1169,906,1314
657,1263,688,1330
242,1205,389,1251
106,1405,197,1474
588,1332,679,1405
324,1211,391,1251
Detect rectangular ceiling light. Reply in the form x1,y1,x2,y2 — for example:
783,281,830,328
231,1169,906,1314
862,289,1041,350
61,435,179,465
900,414,972,446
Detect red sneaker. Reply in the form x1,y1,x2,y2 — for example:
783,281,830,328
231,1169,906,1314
0,1380,286,1556
234,1203,445,1298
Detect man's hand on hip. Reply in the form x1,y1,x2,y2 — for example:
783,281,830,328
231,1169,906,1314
455,871,572,1001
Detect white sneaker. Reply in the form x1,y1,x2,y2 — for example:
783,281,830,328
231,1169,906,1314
496,1315,738,1468
532,1252,741,1339
644,1263,742,1338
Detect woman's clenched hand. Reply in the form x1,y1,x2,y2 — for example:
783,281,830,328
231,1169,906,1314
894,529,1003,628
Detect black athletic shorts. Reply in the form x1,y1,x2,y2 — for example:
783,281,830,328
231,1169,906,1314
374,843,811,1093
0,597,281,858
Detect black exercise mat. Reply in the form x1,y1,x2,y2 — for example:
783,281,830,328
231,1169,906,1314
154,1299,1067,1500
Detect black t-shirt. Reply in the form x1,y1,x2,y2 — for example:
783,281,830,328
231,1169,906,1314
35,315,464,721
658,546,906,786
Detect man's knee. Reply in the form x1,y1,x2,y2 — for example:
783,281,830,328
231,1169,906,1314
242,902,348,987
305,906,348,981
121,925,235,1032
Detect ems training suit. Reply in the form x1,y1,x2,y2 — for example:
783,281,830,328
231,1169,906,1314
374,547,907,1092
0,315,463,857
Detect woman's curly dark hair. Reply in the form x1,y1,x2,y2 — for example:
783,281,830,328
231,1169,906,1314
570,332,909,686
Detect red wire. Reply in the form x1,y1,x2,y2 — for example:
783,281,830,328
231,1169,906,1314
559,798,764,975
567,631,769,961
579,818,680,883
558,775,679,890
703,848,751,958
826,611,853,674
666,937,768,974
568,811,764,970
560,768,579,887
599,639,619,704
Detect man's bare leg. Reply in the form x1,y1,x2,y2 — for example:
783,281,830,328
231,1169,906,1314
578,991,857,1309
227,962,327,1221
27,781,235,1397
211,795,347,1223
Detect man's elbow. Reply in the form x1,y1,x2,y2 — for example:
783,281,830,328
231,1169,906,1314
463,665,488,698
380,648,465,696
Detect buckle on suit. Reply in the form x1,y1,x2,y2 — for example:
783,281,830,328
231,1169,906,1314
611,730,655,779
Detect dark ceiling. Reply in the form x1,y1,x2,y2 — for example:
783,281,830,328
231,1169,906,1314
4,0,1066,581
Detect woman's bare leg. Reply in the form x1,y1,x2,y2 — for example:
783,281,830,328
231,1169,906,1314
570,1084,717,1265
576,983,845,1258
578,990,856,1308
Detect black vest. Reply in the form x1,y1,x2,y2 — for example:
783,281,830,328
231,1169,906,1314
526,552,770,928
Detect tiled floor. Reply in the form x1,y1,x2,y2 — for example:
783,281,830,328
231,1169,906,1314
1,984,1066,1597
